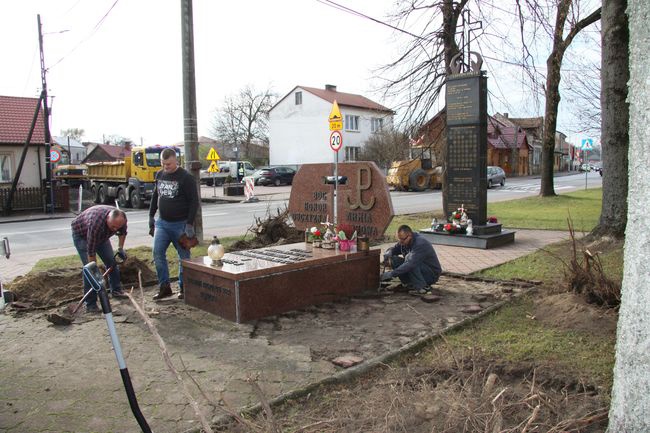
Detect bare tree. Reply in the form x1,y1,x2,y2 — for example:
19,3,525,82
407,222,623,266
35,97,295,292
60,128,85,140
607,0,649,429
105,134,133,147
513,0,601,196
379,0,468,128
211,85,276,158
591,0,628,238
358,128,410,170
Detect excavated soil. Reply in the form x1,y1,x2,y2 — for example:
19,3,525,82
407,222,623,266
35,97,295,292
5,257,157,308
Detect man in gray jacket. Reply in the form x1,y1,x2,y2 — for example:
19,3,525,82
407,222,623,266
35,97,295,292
381,225,442,295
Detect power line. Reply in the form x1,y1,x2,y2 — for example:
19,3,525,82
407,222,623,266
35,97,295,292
48,0,120,70
314,0,426,41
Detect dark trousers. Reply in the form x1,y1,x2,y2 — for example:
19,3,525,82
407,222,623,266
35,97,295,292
390,255,439,289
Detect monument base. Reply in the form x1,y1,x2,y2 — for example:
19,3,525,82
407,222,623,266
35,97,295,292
182,243,380,323
419,228,515,249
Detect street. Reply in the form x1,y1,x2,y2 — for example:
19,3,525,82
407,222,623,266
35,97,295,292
0,172,600,282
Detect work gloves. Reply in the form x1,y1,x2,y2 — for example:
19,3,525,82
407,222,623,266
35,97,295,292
116,247,127,262
149,217,155,237
380,272,394,281
184,224,195,238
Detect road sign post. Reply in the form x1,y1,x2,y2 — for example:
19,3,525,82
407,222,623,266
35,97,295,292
206,148,220,197
581,138,593,190
328,101,343,226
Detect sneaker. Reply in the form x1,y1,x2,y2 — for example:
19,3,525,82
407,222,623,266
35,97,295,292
408,287,432,296
85,304,101,314
111,290,128,299
177,291,184,300
153,282,173,301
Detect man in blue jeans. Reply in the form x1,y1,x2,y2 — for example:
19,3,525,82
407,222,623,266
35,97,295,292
149,147,199,300
381,225,442,295
71,205,128,313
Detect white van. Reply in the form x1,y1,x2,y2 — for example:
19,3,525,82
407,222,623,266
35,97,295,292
201,160,255,185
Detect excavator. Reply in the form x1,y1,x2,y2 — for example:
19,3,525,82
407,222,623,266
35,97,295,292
386,146,442,192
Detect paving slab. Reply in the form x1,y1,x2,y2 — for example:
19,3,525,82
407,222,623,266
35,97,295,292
0,229,571,433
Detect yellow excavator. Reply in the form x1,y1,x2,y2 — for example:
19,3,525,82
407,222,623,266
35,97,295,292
386,148,442,192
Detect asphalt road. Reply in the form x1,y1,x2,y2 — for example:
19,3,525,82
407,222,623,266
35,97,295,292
0,172,600,260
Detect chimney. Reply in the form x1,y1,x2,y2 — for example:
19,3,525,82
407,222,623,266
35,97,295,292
325,84,337,92
503,112,509,118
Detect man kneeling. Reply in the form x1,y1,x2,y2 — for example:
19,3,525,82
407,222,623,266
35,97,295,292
381,225,442,295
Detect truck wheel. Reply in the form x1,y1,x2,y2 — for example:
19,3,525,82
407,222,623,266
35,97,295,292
409,169,429,192
98,186,108,204
117,189,131,208
130,189,145,209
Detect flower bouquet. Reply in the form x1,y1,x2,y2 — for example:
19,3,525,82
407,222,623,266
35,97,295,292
335,223,357,251
309,226,323,247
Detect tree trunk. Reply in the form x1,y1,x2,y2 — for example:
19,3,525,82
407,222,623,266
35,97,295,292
607,0,650,430
592,0,629,238
539,0,572,197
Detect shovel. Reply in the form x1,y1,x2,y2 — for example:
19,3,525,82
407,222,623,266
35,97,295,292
47,253,124,326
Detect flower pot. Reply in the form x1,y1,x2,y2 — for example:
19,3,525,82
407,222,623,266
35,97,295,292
338,239,354,252
313,240,322,248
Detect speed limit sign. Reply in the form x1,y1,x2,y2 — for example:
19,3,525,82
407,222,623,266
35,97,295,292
329,130,343,152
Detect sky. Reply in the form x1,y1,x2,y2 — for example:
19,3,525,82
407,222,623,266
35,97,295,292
1,0,601,147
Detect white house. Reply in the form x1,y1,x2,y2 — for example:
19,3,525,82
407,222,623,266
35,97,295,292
53,136,86,164
269,84,394,165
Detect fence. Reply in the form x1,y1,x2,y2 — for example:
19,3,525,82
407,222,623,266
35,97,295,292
0,185,70,213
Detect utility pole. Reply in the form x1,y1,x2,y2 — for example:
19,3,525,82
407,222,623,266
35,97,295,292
38,14,54,214
180,0,203,241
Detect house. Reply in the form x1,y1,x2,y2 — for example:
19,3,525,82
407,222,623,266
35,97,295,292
489,114,531,176
0,95,47,188
82,143,131,163
269,84,395,165
53,136,86,164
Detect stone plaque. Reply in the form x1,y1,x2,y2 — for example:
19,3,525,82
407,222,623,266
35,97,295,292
288,162,394,239
445,73,488,225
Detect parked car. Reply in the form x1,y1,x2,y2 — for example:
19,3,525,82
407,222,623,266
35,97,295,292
255,166,296,186
487,166,506,188
200,160,255,185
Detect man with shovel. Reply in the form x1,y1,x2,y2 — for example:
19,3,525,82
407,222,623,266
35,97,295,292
71,205,128,313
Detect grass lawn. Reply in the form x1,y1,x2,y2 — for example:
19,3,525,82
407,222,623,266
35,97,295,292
384,187,603,236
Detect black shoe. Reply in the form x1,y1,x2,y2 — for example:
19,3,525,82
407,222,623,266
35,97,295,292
111,290,128,299
153,282,173,301
85,304,101,314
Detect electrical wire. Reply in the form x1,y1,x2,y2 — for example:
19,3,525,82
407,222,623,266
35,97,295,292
48,0,120,71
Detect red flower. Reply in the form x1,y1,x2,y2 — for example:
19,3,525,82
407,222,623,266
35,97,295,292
313,229,321,237
444,223,452,232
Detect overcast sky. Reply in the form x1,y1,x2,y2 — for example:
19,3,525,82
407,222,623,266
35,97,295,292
1,0,600,147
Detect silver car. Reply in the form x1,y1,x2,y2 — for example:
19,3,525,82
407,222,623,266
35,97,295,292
487,166,506,188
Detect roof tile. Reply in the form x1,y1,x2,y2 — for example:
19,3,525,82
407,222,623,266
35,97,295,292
0,95,46,144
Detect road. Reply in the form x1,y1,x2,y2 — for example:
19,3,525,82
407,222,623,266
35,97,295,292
0,172,600,281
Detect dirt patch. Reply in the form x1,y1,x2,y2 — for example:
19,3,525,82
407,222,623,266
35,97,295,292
533,292,618,336
5,257,157,308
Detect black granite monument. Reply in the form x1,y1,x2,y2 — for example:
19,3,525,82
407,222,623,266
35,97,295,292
420,53,515,249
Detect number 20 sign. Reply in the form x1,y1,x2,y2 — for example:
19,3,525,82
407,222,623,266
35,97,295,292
329,130,343,152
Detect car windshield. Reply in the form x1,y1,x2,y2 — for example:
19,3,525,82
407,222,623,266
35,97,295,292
145,147,180,167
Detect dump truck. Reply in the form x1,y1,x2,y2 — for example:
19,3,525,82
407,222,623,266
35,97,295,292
386,158,442,192
86,146,181,208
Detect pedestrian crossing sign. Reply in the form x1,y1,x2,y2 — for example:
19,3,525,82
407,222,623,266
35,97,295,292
581,138,593,151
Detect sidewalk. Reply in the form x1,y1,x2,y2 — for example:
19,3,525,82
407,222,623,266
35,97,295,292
0,228,572,433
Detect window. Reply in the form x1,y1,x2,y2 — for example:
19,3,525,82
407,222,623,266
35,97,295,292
371,117,384,133
0,154,12,182
345,115,359,131
345,146,359,161
295,91,302,105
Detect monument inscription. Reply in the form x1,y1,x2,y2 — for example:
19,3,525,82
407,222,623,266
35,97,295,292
445,73,488,225
288,162,393,240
